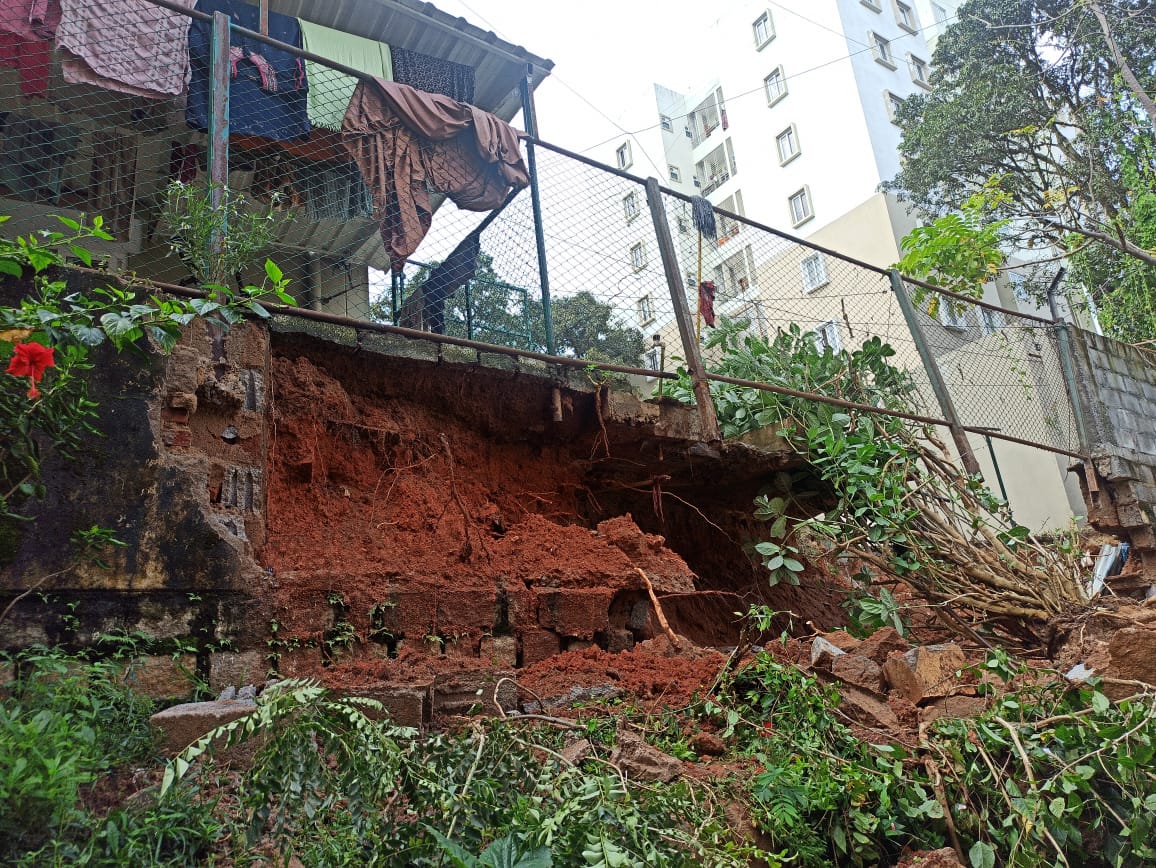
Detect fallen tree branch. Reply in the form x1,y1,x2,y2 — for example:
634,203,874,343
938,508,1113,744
635,567,681,650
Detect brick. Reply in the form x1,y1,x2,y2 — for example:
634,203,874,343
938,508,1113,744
436,590,499,631
479,635,517,667
432,670,516,716
831,654,884,692
150,699,257,755
605,628,634,654
883,644,967,703
271,646,320,678
520,628,561,665
332,686,428,729
537,589,614,639
856,627,911,664
119,654,197,699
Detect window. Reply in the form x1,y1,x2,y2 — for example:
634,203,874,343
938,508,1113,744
979,307,1005,335
677,215,689,233
937,300,969,330
814,321,842,353
660,115,672,131
894,0,918,32
908,54,929,86
637,294,654,324
646,346,661,370
932,3,948,23
870,32,895,67
616,141,632,170
861,0,881,10
789,187,813,227
764,67,787,105
801,251,829,292
623,191,639,222
752,11,774,48
776,125,800,164
885,90,906,122
668,165,682,182
630,242,646,271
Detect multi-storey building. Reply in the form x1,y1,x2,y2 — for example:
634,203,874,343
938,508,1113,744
607,0,1088,530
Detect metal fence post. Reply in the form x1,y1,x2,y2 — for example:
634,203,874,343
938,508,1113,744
519,65,554,355
1046,271,1093,455
207,10,231,271
889,270,983,477
644,178,722,444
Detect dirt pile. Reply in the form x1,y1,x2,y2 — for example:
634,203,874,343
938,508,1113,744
261,353,703,682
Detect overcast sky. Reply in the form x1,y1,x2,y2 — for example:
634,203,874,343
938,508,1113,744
431,0,717,170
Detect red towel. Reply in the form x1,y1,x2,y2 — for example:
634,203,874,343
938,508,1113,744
698,280,717,328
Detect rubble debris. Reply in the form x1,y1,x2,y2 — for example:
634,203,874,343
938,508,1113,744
609,729,683,783
810,636,847,670
882,644,968,704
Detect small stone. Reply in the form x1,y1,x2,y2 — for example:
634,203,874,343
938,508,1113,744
560,738,593,765
688,732,726,757
810,636,847,670
1065,663,1095,683
610,730,683,783
237,685,257,701
217,686,237,701
918,695,989,730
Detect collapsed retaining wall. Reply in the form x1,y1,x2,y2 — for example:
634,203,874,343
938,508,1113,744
2,305,837,709
1069,330,1156,585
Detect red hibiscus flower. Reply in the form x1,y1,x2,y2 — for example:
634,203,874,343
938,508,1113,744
6,341,55,399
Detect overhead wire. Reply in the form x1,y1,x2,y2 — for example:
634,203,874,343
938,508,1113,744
574,7,964,156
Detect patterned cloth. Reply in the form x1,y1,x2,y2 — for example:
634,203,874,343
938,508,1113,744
56,0,196,99
391,46,474,104
187,0,309,142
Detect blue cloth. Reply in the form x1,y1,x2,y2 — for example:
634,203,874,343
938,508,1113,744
186,0,309,142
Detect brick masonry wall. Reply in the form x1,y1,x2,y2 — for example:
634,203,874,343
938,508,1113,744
1069,328,1156,577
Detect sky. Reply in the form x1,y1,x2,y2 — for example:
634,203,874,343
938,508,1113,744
429,0,718,171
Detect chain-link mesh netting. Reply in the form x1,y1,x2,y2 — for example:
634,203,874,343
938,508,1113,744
0,1,199,273
0,0,1082,456
904,280,1081,455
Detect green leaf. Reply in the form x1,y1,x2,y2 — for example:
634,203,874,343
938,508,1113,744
68,244,93,267
0,258,23,277
1091,691,1110,713
264,258,284,284
969,840,996,868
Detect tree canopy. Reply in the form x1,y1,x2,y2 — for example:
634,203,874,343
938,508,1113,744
372,254,645,366
887,0,1156,339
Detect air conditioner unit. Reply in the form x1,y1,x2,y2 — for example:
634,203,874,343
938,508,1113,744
693,178,701,187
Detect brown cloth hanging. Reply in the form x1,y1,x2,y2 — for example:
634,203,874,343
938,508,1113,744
341,77,528,271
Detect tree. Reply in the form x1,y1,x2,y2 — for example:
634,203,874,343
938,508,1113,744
375,256,645,366
886,0,1156,337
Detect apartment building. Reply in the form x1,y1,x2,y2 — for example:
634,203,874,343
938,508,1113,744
608,0,1087,530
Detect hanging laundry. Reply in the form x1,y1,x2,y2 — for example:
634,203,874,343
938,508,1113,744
391,46,474,104
420,231,480,334
0,0,60,98
56,0,195,99
698,280,717,328
0,115,80,203
341,78,527,271
298,19,391,132
187,0,309,142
